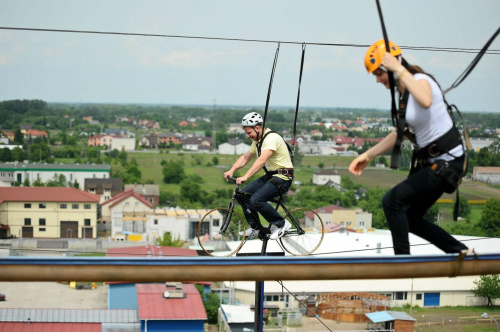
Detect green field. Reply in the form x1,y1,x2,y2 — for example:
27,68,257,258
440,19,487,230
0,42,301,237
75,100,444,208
129,152,500,203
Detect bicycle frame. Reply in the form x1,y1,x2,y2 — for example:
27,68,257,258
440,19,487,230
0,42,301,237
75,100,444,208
219,183,240,235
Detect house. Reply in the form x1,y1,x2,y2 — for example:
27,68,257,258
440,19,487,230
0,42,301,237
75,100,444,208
313,169,341,186
182,136,212,151
25,129,48,139
101,189,154,227
88,134,115,147
304,204,372,230
0,162,111,188
137,283,207,332
157,133,181,145
84,178,123,203
0,187,99,239
138,135,158,148
105,128,129,137
124,184,160,207
111,137,136,151
218,142,251,155
228,123,245,135
150,208,211,243
472,167,500,184
106,245,198,310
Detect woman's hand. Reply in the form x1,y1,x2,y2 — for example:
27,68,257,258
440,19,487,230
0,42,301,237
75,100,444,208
349,153,371,176
382,52,405,75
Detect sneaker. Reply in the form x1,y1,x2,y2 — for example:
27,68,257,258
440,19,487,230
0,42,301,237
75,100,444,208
269,220,291,240
239,228,258,239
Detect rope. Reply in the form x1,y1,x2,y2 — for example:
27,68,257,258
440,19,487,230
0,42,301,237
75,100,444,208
443,26,500,94
261,43,280,132
292,43,306,157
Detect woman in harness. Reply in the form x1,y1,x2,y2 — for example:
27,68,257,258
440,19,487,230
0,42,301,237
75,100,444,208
348,40,469,255
223,112,293,240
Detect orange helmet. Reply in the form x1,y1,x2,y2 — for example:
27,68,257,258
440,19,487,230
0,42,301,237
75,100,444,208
364,39,402,73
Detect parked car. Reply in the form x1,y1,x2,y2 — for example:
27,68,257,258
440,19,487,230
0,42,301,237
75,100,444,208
0,293,5,301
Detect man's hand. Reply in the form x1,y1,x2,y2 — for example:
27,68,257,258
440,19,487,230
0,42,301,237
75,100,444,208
236,176,248,185
223,171,233,181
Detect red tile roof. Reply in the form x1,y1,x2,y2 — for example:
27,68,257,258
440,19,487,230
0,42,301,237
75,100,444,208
137,284,207,320
0,187,100,204
101,189,153,209
106,245,198,257
0,322,101,331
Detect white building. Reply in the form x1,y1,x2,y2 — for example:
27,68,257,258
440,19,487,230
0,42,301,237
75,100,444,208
218,142,250,155
313,169,341,186
472,167,500,185
110,137,136,151
0,162,110,189
222,231,500,310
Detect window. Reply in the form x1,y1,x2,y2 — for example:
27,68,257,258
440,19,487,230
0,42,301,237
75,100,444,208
39,203,46,209
346,221,352,226
416,293,423,300
24,203,31,208
359,221,365,227
39,218,46,226
72,204,79,209
125,202,129,207
70,174,73,181
104,196,110,200
135,202,139,207
154,219,158,225
89,188,95,193
213,218,220,227
104,188,111,192
265,295,281,302
394,292,407,300
60,203,67,209
37,173,40,179
39,228,46,232
84,219,91,226
84,204,91,210
24,218,31,226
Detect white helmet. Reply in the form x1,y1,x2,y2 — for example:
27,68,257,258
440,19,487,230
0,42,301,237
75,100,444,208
241,112,263,127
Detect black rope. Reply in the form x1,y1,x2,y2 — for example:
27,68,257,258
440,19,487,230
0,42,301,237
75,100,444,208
1,26,498,54
292,43,306,157
375,0,397,127
443,26,500,94
261,43,280,133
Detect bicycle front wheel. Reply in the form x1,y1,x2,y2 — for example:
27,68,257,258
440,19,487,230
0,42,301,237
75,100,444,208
280,207,324,256
197,207,246,257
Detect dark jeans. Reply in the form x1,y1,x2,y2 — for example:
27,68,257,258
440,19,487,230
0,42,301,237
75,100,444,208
382,156,468,255
236,175,292,230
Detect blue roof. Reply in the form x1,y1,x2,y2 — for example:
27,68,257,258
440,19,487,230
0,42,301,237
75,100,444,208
365,311,416,323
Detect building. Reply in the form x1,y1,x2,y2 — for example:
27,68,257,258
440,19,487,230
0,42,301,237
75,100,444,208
313,169,341,186
182,136,212,151
111,137,136,151
101,189,154,226
472,167,500,184
0,187,100,239
124,184,160,207
106,245,198,310
0,308,139,331
218,142,250,155
137,283,207,332
225,231,500,311
84,178,123,203
306,204,372,230
0,162,111,189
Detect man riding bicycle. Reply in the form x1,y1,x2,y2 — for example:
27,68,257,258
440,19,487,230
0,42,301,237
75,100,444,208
223,112,294,240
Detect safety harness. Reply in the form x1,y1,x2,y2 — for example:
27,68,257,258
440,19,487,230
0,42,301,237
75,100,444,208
393,79,469,220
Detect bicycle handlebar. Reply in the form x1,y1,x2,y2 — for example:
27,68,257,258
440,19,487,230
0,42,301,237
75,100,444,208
226,175,244,184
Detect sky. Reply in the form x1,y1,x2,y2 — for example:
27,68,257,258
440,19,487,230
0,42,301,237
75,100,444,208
0,0,499,113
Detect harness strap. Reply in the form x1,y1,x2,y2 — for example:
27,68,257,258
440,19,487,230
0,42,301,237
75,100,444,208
390,89,410,169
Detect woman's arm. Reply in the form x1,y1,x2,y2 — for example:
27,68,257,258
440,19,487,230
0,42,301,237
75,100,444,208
383,53,433,108
349,131,397,175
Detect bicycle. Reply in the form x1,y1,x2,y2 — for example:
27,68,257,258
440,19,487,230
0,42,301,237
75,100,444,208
196,176,325,257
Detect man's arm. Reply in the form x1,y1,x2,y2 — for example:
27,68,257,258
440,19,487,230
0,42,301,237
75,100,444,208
223,151,256,180
236,149,273,184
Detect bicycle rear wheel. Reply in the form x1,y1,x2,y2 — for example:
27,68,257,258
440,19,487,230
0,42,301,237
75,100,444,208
197,207,246,257
280,207,324,256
